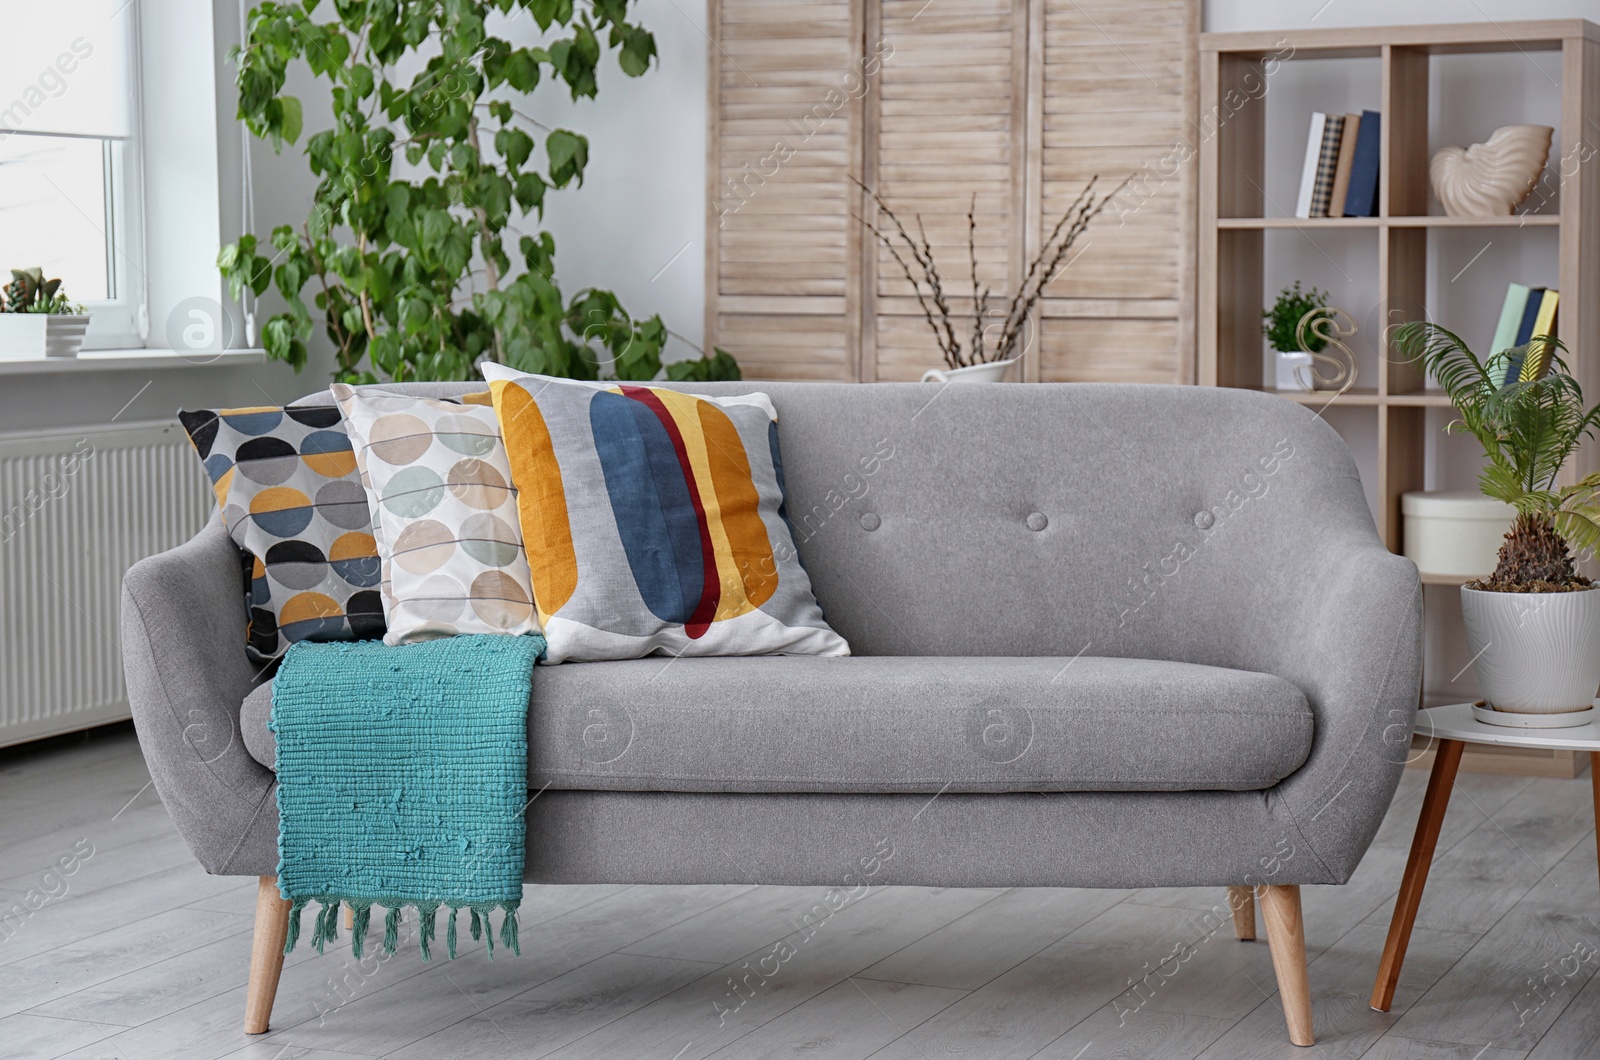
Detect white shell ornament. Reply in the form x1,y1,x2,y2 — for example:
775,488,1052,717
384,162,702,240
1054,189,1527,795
1430,124,1553,216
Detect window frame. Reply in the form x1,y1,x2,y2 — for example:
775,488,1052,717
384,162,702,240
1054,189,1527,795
0,0,146,351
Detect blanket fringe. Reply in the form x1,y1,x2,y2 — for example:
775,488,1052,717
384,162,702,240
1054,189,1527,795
500,899,520,956
350,902,371,959
280,896,520,962
384,905,401,956
283,900,304,956
419,903,438,962
309,899,341,954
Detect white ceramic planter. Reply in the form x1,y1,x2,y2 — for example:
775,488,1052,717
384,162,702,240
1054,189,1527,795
1273,349,1314,391
0,314,90,360
921,357,1019,383
1460,585,1600,719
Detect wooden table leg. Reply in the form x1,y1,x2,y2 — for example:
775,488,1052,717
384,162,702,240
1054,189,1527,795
1591,752,1600,894
1370,737,1464,1012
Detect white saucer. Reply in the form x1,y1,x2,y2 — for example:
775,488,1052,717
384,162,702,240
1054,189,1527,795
1471,702,1596,729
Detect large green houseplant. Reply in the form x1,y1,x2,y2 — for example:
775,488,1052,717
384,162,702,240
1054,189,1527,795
221,0,737,384
1392,321,1600,721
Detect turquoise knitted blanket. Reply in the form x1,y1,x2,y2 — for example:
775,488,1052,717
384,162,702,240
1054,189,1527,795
270,634,544,960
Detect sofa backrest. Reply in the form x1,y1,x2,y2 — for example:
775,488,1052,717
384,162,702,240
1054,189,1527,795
295,381,1379,664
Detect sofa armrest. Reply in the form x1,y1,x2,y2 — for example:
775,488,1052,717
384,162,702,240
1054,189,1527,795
121,514,279,875
1256,542,1423,883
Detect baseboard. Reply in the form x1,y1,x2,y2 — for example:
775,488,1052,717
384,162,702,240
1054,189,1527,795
1406,735,1585,778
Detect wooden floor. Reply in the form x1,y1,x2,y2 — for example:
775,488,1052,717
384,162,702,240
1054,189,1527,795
4,726,1600,1059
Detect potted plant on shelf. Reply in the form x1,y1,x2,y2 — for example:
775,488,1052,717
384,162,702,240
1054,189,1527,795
852,177,1125,382
1263,281,1327,391
1393,321,1600,726
0,268,89,360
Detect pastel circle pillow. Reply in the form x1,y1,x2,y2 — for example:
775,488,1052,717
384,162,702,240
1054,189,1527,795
179,405,384,662
331,385,540,646
480,363,849,664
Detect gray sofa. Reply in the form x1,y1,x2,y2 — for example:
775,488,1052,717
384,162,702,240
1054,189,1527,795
122,381,1422,1047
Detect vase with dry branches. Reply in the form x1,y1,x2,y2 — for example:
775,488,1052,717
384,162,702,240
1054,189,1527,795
853,175,1127,379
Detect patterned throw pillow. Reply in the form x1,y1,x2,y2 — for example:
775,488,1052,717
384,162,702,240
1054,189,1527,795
331,385,540,645
178,405,384,662
481,364,849,664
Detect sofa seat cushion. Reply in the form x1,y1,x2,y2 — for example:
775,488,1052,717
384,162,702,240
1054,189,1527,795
240,655,1313,794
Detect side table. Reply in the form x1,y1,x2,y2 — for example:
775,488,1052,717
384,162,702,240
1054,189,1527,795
1370,702,1600,1011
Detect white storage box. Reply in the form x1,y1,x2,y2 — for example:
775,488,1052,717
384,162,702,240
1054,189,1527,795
1402,490,1516,578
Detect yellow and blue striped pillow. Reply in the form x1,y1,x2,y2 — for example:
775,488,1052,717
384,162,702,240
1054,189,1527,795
480,365,848,664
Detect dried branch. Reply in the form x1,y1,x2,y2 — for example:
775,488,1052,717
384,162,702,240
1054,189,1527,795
848,173,1129,370
916,212,963,367
968,194,986,364
856,213,949,364
994,174,1132,362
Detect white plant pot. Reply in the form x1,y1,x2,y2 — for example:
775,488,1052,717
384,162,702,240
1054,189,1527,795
0,314,90,360
1273,349,1314,391
1460,585,1600,718
921,357,1019,383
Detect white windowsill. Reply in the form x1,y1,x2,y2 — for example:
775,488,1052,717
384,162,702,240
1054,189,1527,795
0,347,267,375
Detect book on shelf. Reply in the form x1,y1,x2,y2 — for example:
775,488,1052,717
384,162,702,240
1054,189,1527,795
1490,282,1531,360
1308,114,1346,217
1514,288,1545,347
1342,109,1381,217
1295,112,1327,218
1328,113,1361,218
1524,289,1561,380
1497,284,1560,385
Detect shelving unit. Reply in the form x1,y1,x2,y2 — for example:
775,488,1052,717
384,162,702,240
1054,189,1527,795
1198,19,1600,553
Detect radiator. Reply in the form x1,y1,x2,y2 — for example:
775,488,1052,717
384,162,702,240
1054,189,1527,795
0,420,211,748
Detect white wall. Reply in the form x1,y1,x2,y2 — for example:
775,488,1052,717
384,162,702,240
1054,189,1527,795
1204,0,1600,32
518,0,710,359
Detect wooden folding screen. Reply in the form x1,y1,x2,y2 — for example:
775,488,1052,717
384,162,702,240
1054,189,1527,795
705,0,1196,383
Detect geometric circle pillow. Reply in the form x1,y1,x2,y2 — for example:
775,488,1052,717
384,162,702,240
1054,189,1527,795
479,364,849,664
178,405,385,662
330,385,540,646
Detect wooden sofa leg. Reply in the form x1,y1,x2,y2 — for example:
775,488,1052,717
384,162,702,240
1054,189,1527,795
1259,884,1314,1046
1228,886,1256,940
245,876,292,1035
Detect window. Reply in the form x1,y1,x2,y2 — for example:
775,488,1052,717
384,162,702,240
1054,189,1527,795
0,1,143,348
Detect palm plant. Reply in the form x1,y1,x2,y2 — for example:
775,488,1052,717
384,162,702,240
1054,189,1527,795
1391,321,1600,591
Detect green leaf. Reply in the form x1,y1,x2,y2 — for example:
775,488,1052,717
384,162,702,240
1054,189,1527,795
617,26,657,77
545,129,588,188
505,49,541,92
263,316,295,360
495,127,534,169
514,171,546,214
348,63,375,98
421,209,454,247
279,96,304,144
